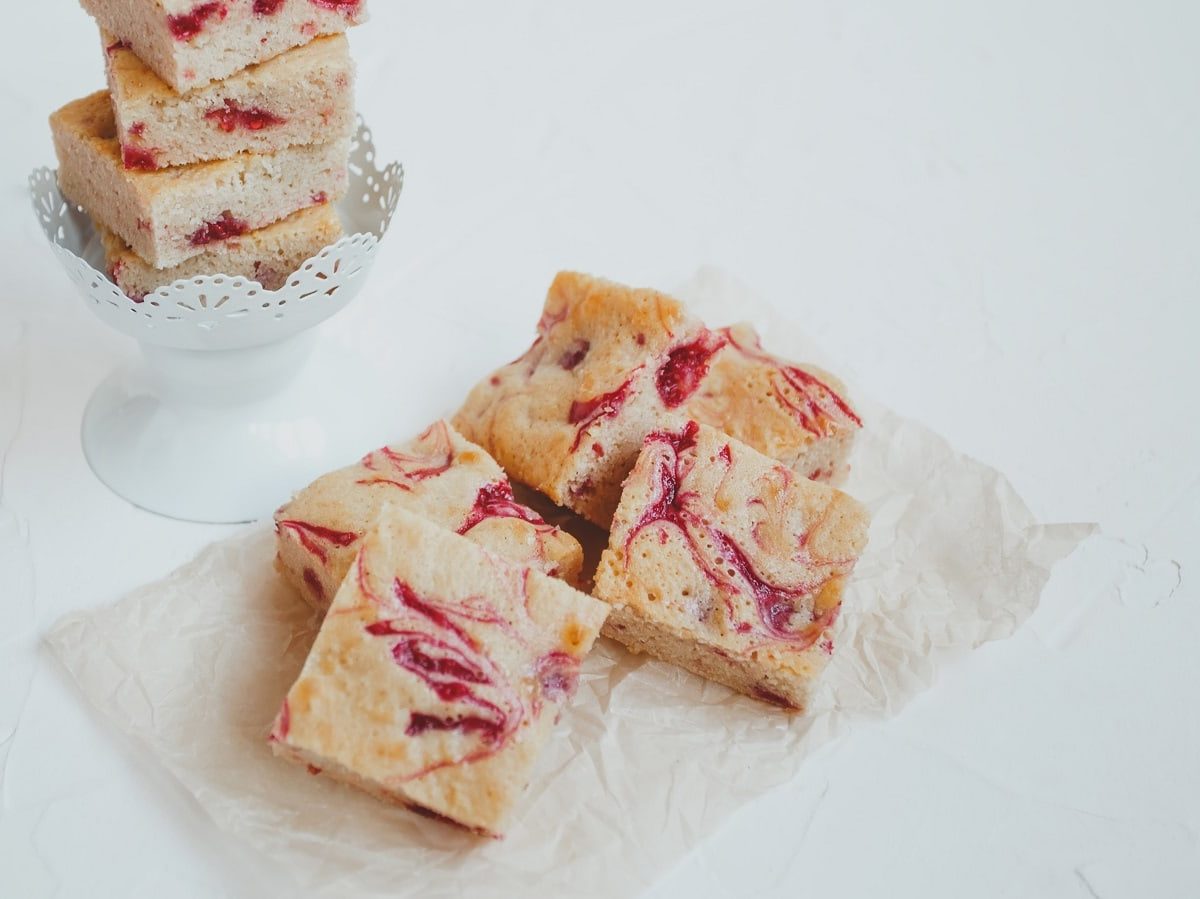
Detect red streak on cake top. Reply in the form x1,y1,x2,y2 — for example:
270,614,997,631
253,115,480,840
188,212,249,247
558,339,590,371
309,0,361,10
357,447,451,487
302,567,326,604
253,0,285,14
361,575,522,762
655,330,726,408
121,145,158,171
721,327,862,435
708,529,809,638
623,421,838,647
406,712,503,740
167,2,228,41
276,519,358,563
204,99,286,133
358,422,456,487
625,421,699,547
567,374,636,451
457,481,546,536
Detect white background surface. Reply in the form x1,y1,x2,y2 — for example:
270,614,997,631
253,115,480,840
1,2,1197,897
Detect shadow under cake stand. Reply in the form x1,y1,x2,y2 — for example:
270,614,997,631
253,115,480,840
30,117,402,524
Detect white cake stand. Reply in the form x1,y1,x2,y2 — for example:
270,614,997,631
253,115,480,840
29,117,402,524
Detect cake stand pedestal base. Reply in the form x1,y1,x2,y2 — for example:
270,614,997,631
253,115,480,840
81,335,380,524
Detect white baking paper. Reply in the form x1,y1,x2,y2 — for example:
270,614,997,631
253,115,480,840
46,269,1091,897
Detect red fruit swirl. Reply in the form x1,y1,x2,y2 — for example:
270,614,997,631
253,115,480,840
457,481,547,535
357,421,456,488
558,339,590,371
721,327,862,435
275,519,358,563
203,99,286,133
187,212,249,247
121,145,158,171
567,374,636,451
302,567,326,604
654,330,727,408
167,2,227,41
359,571,523,774
623,421,838,647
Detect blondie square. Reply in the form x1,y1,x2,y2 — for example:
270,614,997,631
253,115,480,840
593,420,869,712
269,505,608,837
454,272,724,527
275,420,585,612
99,202,342,298
685,323,862,482
104,31,355,170
51,90,348,269
81,0,367,92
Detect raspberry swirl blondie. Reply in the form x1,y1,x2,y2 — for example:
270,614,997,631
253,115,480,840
454,272,727,528
99,202,341,299
269,506,608,837
104,32,355,170
594,420,869,711
685,322,862,482
275,420,584,612
81,0,367,92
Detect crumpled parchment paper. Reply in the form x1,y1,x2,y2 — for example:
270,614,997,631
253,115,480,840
46,269,1091,897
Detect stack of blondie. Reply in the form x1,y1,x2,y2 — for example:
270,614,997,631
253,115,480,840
50,0,367,300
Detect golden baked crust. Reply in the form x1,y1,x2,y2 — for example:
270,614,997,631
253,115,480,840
275,420,584,611
269,506,608,837
685,323,862,481
454,272,716,527
593,420,869,711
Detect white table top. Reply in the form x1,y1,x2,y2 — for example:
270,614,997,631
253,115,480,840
2,3,1196,896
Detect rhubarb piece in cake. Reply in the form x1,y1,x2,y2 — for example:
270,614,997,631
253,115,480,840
82,0,367,93
104,32,355,169
684,323,862,482
51,91,348,269
593,420,869,712
275,420,584,612
99,202,342,299
269,505,608,837
453,272,724,527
